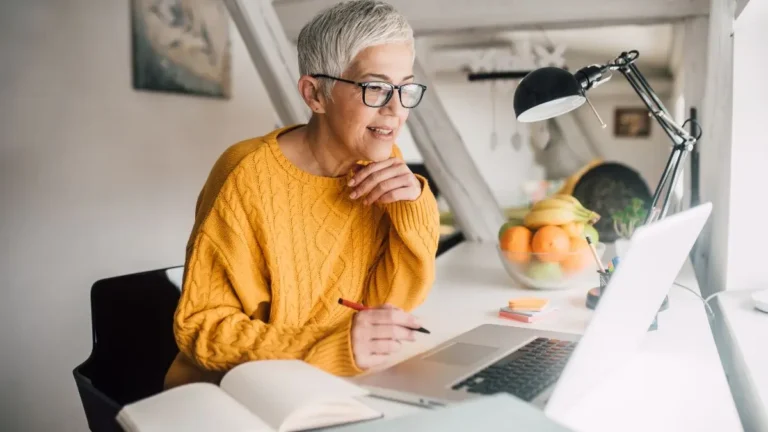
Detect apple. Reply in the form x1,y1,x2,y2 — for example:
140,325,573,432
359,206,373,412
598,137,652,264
525,261,563,281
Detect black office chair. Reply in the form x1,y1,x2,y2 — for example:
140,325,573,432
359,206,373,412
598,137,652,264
407,162,466,256
73,266,184,431
407,162,440,199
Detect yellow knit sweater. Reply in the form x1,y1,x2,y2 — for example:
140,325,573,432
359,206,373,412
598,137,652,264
164,125,440,389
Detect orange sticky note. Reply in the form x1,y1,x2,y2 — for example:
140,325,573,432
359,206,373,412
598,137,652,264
508,297,549,310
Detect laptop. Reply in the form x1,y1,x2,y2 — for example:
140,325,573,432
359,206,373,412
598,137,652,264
352,202,712,419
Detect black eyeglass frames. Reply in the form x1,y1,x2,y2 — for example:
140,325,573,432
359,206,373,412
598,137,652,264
311,74,427,109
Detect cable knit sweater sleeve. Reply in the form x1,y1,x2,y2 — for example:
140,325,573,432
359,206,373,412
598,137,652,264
363,151,441,310
173,166,361,377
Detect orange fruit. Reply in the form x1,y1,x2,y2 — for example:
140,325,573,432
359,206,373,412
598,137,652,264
504,250,531,265
561,236,592,273
500,226,532,264
531,226,570,263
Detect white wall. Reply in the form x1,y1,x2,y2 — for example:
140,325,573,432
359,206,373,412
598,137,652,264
430,75,542,208
0,1,279,430
394,75,541,208
572,93,674,192
393,124,423,164
727,0,768,291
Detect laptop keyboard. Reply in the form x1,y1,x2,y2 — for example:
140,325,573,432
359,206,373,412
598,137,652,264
450,337,577,402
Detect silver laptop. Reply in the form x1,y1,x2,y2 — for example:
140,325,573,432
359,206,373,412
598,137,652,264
353,203,712,419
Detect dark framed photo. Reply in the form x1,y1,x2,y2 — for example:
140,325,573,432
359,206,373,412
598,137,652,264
614,108,651,138
131,0,232,99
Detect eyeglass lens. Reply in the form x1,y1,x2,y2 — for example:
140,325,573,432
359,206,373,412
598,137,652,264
364,83,424,108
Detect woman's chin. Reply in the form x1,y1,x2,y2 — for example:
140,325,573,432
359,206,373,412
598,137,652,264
363,147,394,162
359,140,394,162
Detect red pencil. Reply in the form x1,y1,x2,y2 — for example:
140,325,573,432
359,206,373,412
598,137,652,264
337,298,430,334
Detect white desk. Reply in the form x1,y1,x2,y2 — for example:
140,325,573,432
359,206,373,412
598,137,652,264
359,242,742,432
714,290,768,431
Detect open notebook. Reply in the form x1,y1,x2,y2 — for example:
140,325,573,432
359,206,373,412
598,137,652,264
116,360,382,432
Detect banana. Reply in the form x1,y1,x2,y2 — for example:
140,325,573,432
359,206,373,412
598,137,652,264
528,195,602,228
552,194,583,207
530,199,574,212
524,208,583,229
531,198,592,218
553,195,597,218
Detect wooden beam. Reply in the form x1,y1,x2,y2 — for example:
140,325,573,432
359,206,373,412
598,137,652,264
735,0,751,18
679,17,708,211
272,0,710,40
668,22,686,76
681,17,710,111
407,60,506,242
427,49,673,81
722,3,768,427
691,0,735,298
224,0,310,126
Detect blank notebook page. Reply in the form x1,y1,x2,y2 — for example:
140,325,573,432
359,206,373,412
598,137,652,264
117,382,271,432
220,360,375,430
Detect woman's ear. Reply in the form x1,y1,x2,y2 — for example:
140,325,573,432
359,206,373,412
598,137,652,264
298,76,326,114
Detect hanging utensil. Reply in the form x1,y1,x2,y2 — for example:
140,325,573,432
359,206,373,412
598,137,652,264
490,80,498,150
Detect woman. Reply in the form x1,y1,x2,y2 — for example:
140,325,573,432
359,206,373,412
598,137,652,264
164,0,440,389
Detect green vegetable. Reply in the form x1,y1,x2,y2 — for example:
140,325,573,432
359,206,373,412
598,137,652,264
611,198,648,239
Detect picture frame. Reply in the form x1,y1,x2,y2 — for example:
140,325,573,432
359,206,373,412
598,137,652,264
614,108,651,138
130,0,232,99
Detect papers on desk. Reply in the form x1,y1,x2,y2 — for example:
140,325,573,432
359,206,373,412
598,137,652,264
499,297,557,323
324,393,575,432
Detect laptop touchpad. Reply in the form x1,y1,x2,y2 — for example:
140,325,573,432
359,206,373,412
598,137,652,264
422,343,499,366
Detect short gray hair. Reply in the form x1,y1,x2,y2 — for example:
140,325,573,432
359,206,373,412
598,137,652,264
297,0,414,98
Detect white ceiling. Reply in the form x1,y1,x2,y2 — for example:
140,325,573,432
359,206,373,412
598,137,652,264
270,0,704,44
268,0,677,75
421,23,675,72
511,24,674,68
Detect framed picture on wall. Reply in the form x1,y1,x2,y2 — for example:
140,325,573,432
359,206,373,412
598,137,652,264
130,0,232,99
614,108,651,138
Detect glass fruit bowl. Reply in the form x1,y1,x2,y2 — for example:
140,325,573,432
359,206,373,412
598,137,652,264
497,242,606,290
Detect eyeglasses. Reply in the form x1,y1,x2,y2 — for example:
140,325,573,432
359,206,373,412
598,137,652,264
311,74,427,108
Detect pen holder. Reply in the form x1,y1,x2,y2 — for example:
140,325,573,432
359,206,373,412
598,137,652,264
586,271,658,331
586,271,611,310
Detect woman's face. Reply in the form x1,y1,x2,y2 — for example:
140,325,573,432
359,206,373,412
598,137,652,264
324,42,415,162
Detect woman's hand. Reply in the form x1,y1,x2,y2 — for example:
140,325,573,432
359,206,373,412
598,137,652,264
348,158,421,205
350,304,420,370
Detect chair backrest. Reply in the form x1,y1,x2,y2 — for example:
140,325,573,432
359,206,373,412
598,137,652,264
407,163,440,199
73,266,183,431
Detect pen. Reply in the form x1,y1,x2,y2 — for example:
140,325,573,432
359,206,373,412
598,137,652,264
586,235,607,273
337,298,431,334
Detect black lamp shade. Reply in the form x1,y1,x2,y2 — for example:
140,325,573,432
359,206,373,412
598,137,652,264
514,67,586,122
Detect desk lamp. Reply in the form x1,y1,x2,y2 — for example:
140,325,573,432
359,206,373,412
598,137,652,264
513,51,702,224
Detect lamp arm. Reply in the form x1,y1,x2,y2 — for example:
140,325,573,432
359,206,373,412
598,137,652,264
615,63,693,146
576,52,697,147
603,52,699,223
520,50,701,223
